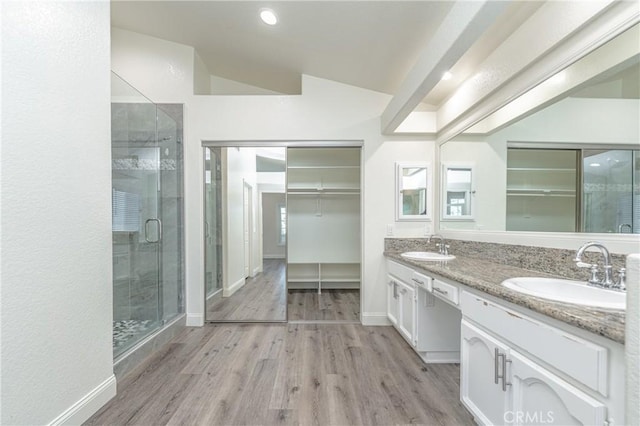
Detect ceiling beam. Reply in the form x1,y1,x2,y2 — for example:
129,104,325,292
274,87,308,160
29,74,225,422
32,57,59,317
380,0,509,135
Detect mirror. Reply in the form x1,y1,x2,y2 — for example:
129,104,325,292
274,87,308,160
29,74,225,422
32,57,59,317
440,23,640,234
441,163,475,220
204,146,287,321
396,162,431,221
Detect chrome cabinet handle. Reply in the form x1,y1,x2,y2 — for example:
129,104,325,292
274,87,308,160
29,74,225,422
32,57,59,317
393,282,398,299
494,348,500,385
412,278,424,285
494,348,512,391
433,287,448,295
144,218,162,243
502,356,512,391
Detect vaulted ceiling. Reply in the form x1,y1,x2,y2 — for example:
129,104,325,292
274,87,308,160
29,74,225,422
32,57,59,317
110,1,539,108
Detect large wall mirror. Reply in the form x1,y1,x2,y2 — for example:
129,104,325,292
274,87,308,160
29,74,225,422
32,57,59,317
440,23,639,234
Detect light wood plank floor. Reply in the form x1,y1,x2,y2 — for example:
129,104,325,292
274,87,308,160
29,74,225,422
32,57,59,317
86,324,474,426
288,290,360,322
206,259,286,321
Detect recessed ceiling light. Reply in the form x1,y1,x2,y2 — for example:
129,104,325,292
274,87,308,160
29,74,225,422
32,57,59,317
441,71,453,81
260,9,278,25
590,162,601,167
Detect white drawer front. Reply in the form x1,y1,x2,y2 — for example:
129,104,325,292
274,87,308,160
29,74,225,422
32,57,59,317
432,278,459,305
387,260,414,283
461,291,608,396
411,271,432,291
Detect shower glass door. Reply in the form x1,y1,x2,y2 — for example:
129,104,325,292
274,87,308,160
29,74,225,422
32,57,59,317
582,149,639,233
112,73,163,357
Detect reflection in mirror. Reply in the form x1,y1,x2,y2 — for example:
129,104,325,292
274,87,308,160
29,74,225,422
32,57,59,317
442,164,474,220
440,23,640,234
204,146,287,321
396,162,430,221
583,149,640,233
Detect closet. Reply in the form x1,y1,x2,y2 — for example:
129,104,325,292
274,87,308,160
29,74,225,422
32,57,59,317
286,147,361,293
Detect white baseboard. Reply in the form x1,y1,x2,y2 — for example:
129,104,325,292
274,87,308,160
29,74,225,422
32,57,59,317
288,283,360,290
253,266,262,276
361,312,391,326
186,313,204,327
223,277,245,297
263,254,285,259
48,375,116,426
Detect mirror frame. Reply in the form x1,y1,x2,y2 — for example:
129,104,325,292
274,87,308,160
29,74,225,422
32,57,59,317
441,162,475,222
396,161,432,222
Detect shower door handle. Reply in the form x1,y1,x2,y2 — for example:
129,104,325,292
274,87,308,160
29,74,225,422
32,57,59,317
145,218,162,243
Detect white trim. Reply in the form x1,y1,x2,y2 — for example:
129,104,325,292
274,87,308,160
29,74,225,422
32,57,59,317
362,312,391,326
253,266,262,276
223,277,245,297
186,313,204,327
48,375,116,426
440,229,640,254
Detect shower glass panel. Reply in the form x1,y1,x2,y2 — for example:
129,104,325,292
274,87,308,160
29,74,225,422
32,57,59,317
583,149,639,233
111,73,184,358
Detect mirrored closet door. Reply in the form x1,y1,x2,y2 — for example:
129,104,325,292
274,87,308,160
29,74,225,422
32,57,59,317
204,146,287,321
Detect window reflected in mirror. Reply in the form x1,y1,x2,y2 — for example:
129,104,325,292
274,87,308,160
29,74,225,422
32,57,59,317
442,165,474,220
396,162,431,221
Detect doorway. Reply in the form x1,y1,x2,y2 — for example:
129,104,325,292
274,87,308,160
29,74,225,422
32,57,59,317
203,142,363,323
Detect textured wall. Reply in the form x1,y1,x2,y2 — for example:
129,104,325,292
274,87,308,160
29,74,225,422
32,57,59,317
1,2,114,424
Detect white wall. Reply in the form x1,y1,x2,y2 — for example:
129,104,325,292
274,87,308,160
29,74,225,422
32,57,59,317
1,2,115,424
111,30,435,326
262,193,286,259
112,28,193,103
194,51,211,95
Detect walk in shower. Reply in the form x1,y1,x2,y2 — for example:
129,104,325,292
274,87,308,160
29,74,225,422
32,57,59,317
111,73,184,359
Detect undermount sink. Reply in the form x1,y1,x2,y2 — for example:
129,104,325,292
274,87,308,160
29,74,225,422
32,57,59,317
502,277,626,310
401,251,456,261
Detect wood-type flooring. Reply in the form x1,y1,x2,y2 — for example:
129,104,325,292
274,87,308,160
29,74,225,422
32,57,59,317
206,259,286,321
287,289,360,322
86,323,474,426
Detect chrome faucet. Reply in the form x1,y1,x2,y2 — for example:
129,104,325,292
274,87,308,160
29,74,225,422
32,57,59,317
428,234,450,255
574,241,625,291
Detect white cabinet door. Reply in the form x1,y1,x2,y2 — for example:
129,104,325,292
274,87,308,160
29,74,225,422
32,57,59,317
387,277,399,327
461,320,511,425
397,280,417,346
509,351,607,426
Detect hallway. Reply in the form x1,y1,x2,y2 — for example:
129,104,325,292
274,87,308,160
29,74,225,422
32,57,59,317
86,324,474,425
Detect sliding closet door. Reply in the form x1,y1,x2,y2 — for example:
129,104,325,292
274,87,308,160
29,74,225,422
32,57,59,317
204,146,287,322
287,147,361,322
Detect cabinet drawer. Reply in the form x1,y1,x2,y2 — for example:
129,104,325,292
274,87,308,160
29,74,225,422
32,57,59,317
411,271,432,291
461,291,608,396
387,260,414,284
432,278,459,305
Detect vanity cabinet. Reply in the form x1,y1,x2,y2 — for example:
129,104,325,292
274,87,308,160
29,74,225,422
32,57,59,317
461,320,511,425
461,291,621,426
387,275,417,346
461,320,607,425
387,260,461,360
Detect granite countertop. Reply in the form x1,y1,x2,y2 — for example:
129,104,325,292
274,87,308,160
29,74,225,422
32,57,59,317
384,251,625,344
